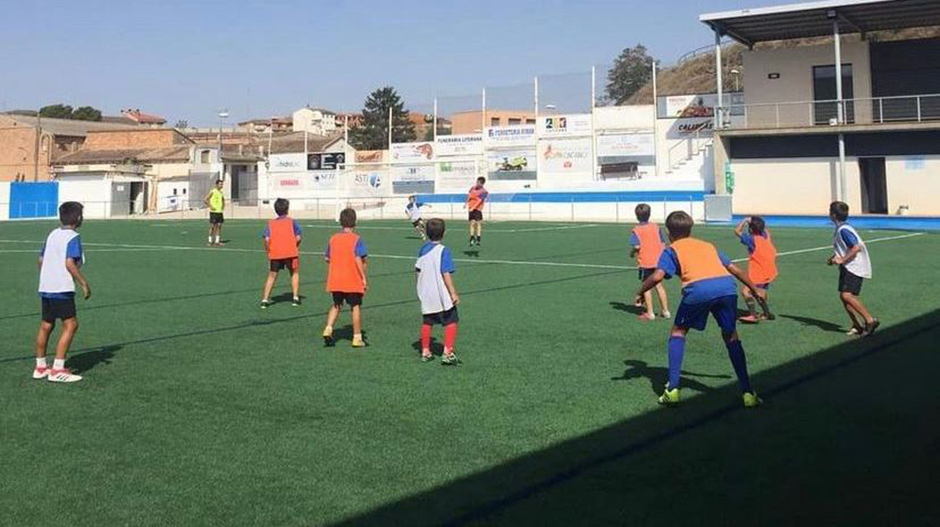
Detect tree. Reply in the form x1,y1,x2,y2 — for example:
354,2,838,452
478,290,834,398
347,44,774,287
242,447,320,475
71,106,103,121
39,104,74,119
605,45,658,106
348,86,416,150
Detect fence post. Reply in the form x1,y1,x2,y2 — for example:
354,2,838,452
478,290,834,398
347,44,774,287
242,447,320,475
528,194,532,222
917,96,922,122
775,104,780,127
615,195,619,223
879,98,884,124
570,196,574,222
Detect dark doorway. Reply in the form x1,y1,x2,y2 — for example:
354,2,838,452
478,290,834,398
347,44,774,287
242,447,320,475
858,157,888,214
814,64,854,125
129,182,147,215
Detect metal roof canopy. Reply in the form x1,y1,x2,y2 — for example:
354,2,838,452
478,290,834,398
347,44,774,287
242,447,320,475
700,0,940,47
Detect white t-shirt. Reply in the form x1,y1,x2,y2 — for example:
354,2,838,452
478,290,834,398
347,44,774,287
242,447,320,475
415,243,456,315
406,202,423,222
833,223,872,279
39,228,84,295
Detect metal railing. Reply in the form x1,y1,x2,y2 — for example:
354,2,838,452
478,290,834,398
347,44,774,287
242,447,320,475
721,93,940,130
666,129,711,171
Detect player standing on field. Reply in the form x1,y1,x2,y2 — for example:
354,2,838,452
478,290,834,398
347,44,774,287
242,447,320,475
204,179,225,247
465,176,488,247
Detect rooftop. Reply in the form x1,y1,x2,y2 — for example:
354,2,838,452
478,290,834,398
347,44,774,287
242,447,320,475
701,0,940,46
0,113,146,137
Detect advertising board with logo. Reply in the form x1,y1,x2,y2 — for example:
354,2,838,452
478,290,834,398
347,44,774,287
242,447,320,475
391,142,435,162
539,138,593,175
596,133,655,157
307,152,346,170
348,169,386,195
355,150,385,164
269,171,337,193
437,161,480,189
435,134,484,157
392,165,435,194
537,113,592,138
485,148,537,180
483,125,536,148
268,153,307,172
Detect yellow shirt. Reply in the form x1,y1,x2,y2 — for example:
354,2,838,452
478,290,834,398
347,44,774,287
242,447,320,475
208,189,224,213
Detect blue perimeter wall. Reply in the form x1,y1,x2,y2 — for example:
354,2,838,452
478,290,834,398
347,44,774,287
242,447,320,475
730,214,940,231
9,182,58,219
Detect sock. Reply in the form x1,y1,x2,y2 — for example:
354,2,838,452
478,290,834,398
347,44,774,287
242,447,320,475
324,325,333,335
420,324,432,353
725,338,752,393
353,333,363,341
443,323,458,354
667,336,685,390
36,357,47,369
215,235,221,244
744,297,757,316
208,236,213,244
53,358,66,371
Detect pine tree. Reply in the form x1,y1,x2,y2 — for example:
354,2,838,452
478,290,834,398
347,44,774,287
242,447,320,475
349,87,416,150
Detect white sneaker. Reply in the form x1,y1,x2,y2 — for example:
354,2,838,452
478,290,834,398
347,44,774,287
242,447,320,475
661,311,672,320
47,368,83,383
32,366,51,380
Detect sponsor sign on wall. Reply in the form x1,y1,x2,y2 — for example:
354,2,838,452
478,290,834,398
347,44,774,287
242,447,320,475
437,161,480,188
392,165,435,194
307,152,346,170
269,171,337,192
391,142,435,162
596,133,655,157
486,148,537,180
355,150,385,164
539,138,593,175
537,114,592,138
435,134,484,157
483,125,536,148
268,153,307,172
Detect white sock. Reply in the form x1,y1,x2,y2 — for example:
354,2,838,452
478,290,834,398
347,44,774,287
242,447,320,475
354,333,362,340
53,359,66,370
208,236,213,243
36,358,47,369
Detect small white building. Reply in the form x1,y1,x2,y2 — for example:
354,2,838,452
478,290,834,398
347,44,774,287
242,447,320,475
292,107,338,136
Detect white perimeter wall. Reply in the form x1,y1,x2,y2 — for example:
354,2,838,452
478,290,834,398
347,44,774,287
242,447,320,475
0,182,9,220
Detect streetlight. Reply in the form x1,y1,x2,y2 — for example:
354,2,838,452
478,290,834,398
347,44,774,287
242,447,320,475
217,109,229,181
730,69,741,92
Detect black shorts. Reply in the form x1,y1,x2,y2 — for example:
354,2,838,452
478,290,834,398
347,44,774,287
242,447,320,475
423,306,459,326
468,210,483,222
209,212,224,224
638,268,656,281
838,266,864,295
332,292,363,307
41,297,77,322
270,258,299,272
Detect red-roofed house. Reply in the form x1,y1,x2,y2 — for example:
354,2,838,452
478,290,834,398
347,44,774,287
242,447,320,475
121,108,167,126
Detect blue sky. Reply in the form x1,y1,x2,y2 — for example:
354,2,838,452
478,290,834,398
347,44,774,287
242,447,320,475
0,0,778,125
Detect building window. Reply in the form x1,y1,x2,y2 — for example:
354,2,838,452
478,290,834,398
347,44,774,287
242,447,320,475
508,118,521,125
813,64,854,125
526,119,536,125
491,117,501,126
200,150,211,163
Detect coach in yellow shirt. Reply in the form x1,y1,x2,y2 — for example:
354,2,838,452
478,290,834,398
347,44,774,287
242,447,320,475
204,179,225,246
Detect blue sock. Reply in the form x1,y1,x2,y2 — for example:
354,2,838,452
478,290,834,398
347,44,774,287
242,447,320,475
667,336,685,390
725,338,752,394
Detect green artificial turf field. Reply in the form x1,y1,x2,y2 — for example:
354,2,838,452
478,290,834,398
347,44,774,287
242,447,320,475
1,218,938,526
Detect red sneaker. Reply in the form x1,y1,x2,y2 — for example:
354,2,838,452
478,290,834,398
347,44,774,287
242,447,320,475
738,315,760,324
32,366,50,380
47,368,83,383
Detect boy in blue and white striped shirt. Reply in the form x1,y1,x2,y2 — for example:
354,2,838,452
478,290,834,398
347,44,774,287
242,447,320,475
34,202,91,383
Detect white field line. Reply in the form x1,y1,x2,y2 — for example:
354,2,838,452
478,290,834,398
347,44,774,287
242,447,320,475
0,247,177,254
297,223,599,233
0,231,925,271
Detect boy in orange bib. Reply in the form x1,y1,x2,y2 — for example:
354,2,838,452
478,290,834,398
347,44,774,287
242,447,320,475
734,216,777,323
636,211,766,408
630,203,670,321
322,208,368,348
261,199,303,308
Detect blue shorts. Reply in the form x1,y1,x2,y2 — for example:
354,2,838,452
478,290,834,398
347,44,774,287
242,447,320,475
674,295,738,333
755,283,771,290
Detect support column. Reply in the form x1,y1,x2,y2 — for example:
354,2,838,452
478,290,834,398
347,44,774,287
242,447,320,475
715,28,724,129
834,18,847,201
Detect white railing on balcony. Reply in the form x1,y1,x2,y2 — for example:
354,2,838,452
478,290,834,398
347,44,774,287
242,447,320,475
719,94,940,130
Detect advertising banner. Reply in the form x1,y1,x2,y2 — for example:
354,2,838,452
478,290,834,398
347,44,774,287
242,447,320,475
537,113,592,138
483,125,536,148
596,133,655,157
307,152,346,170
268,153,307,172
391,165,435,194
435,134,484,157
437,161,480,189
391,142,435,162
486,148,537,180
539,138,593,175
355,150,385,164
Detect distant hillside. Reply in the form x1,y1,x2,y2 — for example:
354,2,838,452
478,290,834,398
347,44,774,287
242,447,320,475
624,27,940,104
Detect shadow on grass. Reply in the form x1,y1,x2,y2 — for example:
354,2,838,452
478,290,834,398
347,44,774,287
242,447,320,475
411,339,444,357
67,345,120,374
611,359,731,396
330,309,940,526
609,301,644,315
462,250,480,258
779,313,846,334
